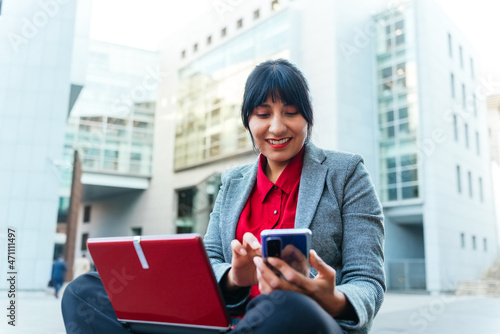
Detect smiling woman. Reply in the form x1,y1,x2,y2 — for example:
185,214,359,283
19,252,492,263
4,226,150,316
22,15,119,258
61,59,386,334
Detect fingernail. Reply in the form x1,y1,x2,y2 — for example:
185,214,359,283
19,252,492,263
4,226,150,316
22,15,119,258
251,241,260,249
253,257,262,266
239,248,247,256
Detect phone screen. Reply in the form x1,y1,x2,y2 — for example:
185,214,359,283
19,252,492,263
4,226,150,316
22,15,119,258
261,229,311,276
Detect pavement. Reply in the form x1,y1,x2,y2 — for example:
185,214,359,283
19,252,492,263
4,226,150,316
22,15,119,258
1,288,500,333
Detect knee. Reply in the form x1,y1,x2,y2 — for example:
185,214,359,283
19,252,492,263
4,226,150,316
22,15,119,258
62,272,109,313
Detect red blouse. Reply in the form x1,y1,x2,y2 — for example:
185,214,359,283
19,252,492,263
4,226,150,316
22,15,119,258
235,147,305,299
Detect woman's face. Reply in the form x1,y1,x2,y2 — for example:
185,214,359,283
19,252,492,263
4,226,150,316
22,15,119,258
248,94,308,169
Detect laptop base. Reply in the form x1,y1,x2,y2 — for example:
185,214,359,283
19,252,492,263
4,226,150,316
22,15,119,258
128,322,231,334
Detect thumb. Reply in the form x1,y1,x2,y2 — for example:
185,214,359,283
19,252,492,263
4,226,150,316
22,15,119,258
310,249,335,279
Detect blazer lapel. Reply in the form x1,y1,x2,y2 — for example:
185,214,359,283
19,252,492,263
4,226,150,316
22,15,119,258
221,160,258,245
295,143,327,229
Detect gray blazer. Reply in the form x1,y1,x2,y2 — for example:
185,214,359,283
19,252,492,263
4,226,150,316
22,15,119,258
204,142,385,334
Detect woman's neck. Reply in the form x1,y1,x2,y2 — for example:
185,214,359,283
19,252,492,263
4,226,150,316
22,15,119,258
265,160,288,183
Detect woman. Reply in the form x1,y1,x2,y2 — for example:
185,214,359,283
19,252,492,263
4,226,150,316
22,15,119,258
62,59,385,334
203,59,385,333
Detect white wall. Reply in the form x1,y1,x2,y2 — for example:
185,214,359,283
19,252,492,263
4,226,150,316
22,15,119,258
0,0,80,290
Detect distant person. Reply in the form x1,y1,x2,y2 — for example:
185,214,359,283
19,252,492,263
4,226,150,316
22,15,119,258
51,256,67,298
73,254,91,279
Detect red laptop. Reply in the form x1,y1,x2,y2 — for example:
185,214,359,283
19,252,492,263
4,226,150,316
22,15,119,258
87,234,232,333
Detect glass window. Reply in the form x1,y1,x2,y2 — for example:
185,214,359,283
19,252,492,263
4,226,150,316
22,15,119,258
460,233,465,248
448,33,452,57
399,122,410,135
461,83,466,107
207,35,212,45
382,67,392,79
450,73,455,98
459,45,463,68
177,188,196,218
388,188,398,201
464,123,469,148
381,125,395,139
476,131,480,155
470,57,475,79
401,169,418,182
483,238,487,252
398,107,408,119
400,154,417,167
81,233,89,251
388,172,397,184
131,227,142,236
131,152,141,161
396,78,406,89
453,114,458,141
221,27,227,37
479,177,483,202
83,205,91,223
254,9,260,20
402,185,418,199
468,171,473,198
456,165,461,193
395,34,405,46
386,157,396,169
193,43,198,52
472,235,476,250
237,18,243,29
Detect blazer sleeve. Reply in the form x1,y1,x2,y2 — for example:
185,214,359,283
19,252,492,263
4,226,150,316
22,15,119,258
203,170,251,309
335,155,386,332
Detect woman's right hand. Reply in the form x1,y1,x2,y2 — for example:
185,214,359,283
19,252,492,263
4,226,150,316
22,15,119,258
225,232,262,291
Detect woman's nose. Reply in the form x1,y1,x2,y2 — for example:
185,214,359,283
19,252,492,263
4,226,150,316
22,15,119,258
269,114,286,135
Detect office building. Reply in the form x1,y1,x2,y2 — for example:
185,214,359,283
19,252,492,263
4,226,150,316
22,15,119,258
81,0,498,293
374,0,497,292
0,0,91,290
61,40,159,260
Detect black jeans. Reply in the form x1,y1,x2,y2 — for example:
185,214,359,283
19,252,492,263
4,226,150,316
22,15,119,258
62,272,344,334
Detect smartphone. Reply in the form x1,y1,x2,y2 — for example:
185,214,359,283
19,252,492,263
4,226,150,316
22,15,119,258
261,228,312,276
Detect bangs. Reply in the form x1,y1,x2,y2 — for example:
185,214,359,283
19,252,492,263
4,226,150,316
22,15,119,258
246,68,306,110
241,59,313,130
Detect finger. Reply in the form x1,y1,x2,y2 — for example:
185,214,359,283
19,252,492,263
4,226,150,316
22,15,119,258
309,250,335,279
257,257,300,291
267,257,307,286
255,263,271,294
230,239,247,256
243,232,261,252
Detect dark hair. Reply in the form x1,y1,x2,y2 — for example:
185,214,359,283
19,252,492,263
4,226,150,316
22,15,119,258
241,59,313,139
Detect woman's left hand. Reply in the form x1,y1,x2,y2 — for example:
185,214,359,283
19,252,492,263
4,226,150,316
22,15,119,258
253,249,348,318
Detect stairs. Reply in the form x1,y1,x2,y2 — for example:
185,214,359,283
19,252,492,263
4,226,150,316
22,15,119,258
455,257,500,296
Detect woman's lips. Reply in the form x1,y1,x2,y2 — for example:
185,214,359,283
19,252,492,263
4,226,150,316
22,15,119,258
266,138,291,149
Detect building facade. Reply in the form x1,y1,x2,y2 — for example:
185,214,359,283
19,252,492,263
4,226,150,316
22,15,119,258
78,0,498,293
0,0,90,290
62,40,159,260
